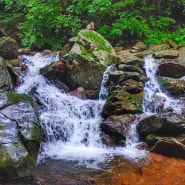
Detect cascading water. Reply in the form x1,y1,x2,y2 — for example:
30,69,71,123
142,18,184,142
143,55,185,114
16,53,147,168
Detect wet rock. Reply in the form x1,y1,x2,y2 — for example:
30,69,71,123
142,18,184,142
158,76,185,96
102,89,143,118
158,60,185,78
132,41,147,52
69,87,87,100
101,114,135,145
0,92,43,179
0,36,18,60
151,138,185,159
137,113,185,137
6,58,21,67
40,60,68,91
68,29,120,90
42,49,52,55
0,57,13,91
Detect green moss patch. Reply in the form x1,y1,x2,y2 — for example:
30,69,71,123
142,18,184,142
7,92,31,103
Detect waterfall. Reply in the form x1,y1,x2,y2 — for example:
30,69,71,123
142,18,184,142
16,53,147,168
143,55,185,114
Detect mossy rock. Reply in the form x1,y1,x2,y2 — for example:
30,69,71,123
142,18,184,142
102,89,143,118
68,29,120,90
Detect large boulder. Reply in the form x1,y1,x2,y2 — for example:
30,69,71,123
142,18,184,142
0,57,13,91
0,36,18,60
0,92,43,179
67,29,120,90
137,113,185,137
153,50,179,59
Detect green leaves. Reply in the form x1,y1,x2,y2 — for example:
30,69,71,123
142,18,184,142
0,0,185,49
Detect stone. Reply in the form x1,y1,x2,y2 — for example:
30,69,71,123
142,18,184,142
0,36,18,60
100,114,135,145
158,76,185,96
68,29,120,90
135,44,170,58
117,50,143,66
153,50,179,59
0,57,13,91
137,113,185,137
158,60,185,78
151,138,185,159
102,89,143,118
0,92,43,179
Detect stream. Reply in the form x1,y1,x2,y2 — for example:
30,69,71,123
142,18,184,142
12,53,185,185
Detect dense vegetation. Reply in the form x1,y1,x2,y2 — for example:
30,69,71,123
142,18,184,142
0,0,185,50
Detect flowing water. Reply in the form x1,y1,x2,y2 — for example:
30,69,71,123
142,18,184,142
143,55,185,114
16,53,147,169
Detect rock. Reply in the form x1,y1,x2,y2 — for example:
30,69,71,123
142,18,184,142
118,64,143,74
68,37,77,49
42,49,52,55
18,48,32,55
121,79,144,94
177,47,185,65
135,44,170,58
158,76,185,96
137,113,185,137
6,58,21,67
59,44,70,59
101,114,135,145
69,87,86,100
0,57,13,90
158,60,185,78
132,41,147,52
40,60,68,91
0,92,43,179
68,29,120,90
117,50,143,66
167,39,180,49
153,50,179,59
102,89,143,118
109,70,143,84
0,29,7,37
151,138,185,159
0,36,18,59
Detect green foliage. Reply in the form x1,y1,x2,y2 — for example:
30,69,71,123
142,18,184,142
0,0,185,49
7,92,32,103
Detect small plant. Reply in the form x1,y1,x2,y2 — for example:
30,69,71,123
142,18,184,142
158,77,172,88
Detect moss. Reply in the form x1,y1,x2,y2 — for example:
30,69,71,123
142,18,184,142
82,30,111,52
158,77,172,88
7,92,32,103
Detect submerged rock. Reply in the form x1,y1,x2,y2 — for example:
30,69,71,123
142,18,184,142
0,92,43,179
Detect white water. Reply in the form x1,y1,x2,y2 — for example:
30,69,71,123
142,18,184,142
16,53,147,168
143,55,185,114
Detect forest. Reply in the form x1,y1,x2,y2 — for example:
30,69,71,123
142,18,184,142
0,0,185,50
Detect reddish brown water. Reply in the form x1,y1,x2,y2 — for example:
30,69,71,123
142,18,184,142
33,152,185,185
